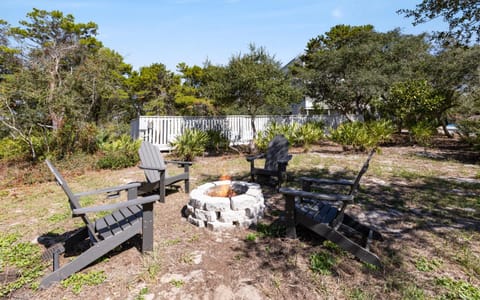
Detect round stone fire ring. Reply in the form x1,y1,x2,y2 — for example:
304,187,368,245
186,180,264,231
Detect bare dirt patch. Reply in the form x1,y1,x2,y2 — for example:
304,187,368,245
2,142,479,299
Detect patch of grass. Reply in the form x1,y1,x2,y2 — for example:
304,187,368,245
187,234,199,243
415,256,442,272
309,251,336,275
164,238,182,246
435,276,480,299
256,222,285,238
61,270,107,294
47,212,70,223
0,233,46,297
179,253,193,265
348,287,377,300
170,279,185,288
140,251,162,282
245,232,258,242
322,240,343,254
135,287,149,300
400,284,426,300
454,245,480,276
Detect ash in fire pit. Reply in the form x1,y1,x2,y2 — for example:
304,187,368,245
186,180,264,231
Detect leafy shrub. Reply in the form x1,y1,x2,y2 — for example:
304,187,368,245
0,137,29,161
457,118,480,146
255,121,325,152
329,120,394,152
205,129,229,153
97,135,141,169
52,122,99,158
296,121,324,151
411,121,436,150
170,128,208,161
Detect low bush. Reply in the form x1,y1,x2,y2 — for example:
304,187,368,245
0,137,29,161
329,120,394,152
411,121,436,150
170,128,208,161
96,135,141,169
457,118,480,147
205,129,229,153
255,121,325,152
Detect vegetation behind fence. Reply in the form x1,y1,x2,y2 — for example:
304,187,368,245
131,114,358,150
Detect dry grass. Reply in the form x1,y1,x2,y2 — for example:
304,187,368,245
1,141,479,299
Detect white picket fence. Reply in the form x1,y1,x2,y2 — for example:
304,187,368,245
130,114,355,150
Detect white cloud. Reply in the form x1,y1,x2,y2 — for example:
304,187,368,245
331,8,343,19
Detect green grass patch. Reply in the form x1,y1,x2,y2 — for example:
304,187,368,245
255,222,285,238
169,279,184,288
0,233,46,297
309,251,336,275
435,276,480,299
61,270,107,294
415,256,443,272
245,232,258,242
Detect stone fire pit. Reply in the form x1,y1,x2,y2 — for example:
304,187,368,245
186,180,264,231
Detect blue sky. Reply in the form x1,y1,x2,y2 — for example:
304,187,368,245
2,0,448,72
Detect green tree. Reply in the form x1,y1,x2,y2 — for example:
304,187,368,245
221,44,301,136
9,8,100,129
295,25,431,120
128,63,179,116
175,62,217,115
398,0,480,44
381,79,445,131
69,47,133,124
425,44,480,135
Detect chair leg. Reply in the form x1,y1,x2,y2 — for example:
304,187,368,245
322,227,382,268
141,202,154,252
296,213,382,267
40,225,141,289
185,178,190,193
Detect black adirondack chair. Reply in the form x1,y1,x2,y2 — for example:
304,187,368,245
40,160,159,288
279,149,384,267
246,134,292,188
138,141,192,202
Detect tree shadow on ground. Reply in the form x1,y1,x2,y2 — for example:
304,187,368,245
231,164,480,295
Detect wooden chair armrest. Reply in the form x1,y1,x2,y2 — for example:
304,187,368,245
246,153,265,162
279,187,354,203
164,160,193,166
138,164,166,171
278,155,293,164
72,195,160,215
300,177,354,186
74,182,141,197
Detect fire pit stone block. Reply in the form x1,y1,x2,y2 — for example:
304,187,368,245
194,209,217,222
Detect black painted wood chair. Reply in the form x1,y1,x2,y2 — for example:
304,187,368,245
40,160,159,288
138,141,192,202
246,134,292,189
279,149,383,267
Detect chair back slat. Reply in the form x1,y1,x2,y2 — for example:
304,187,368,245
350,148,376,195
45,160,96,233
265,135,289,171
139,141,167,183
